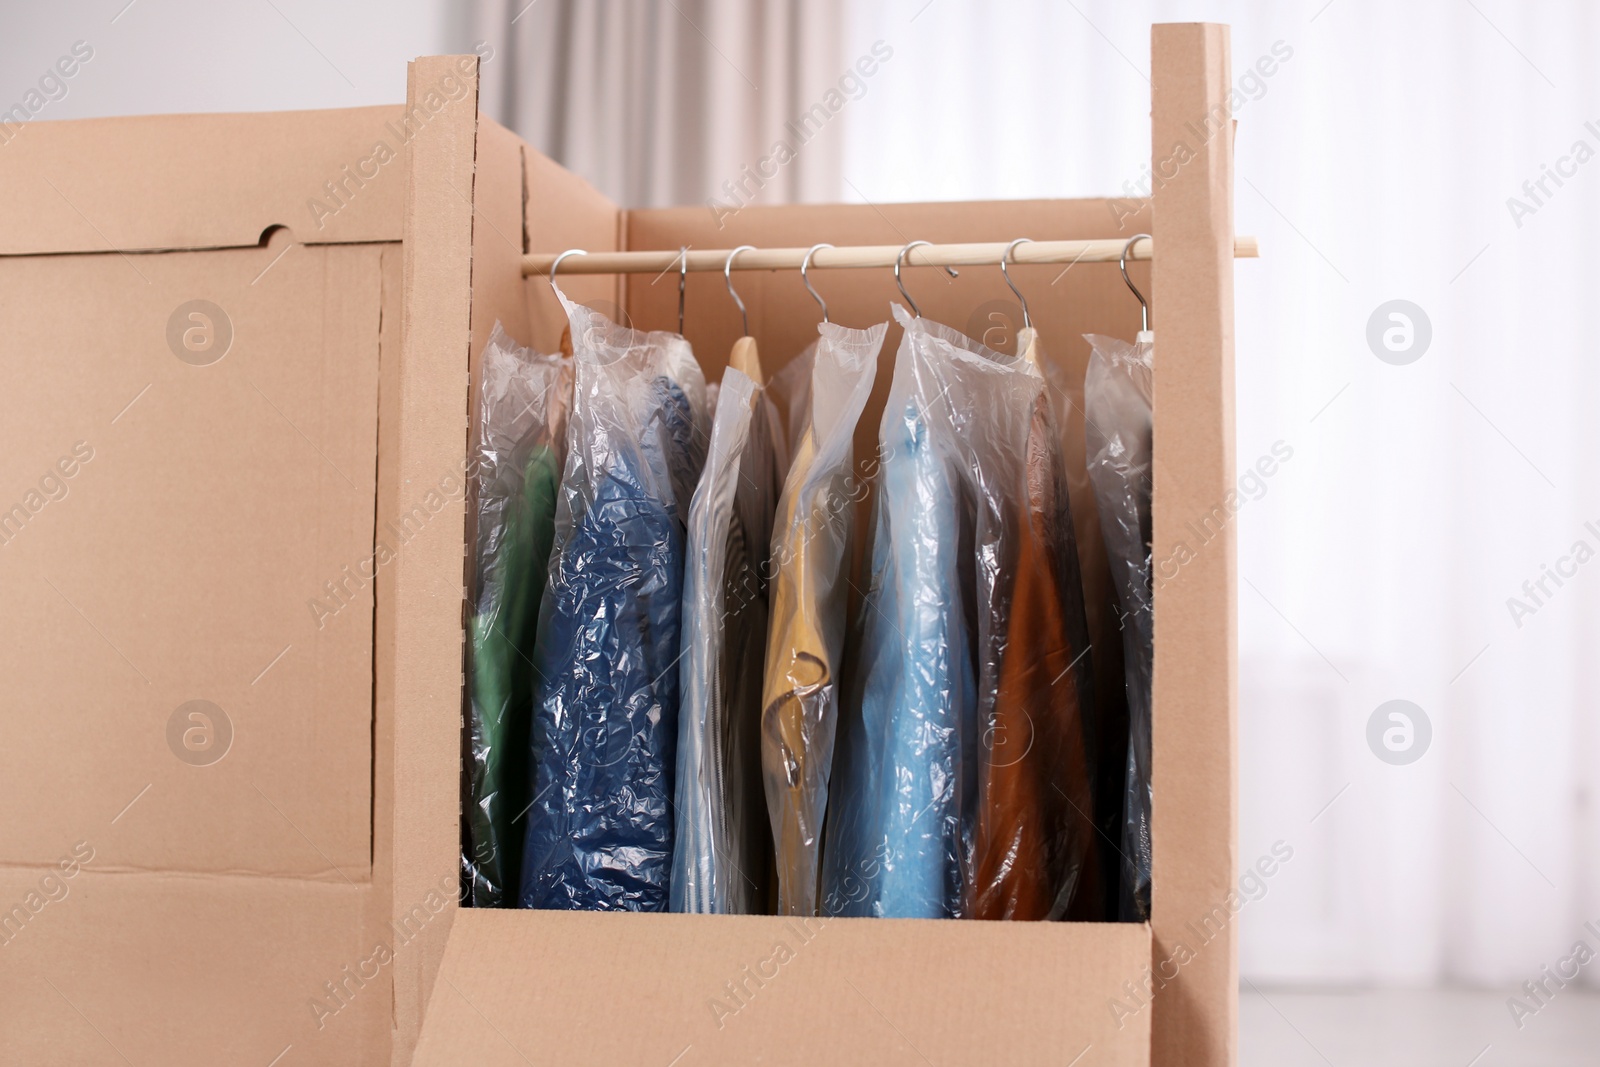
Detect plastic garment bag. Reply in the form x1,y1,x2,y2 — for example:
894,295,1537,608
464,324,571,907
1084,333,1154,922
671,367,790,914
825,305,1098,920
519,296,707,911
824,306,997,918
971,384,1100,922
760,322,886,916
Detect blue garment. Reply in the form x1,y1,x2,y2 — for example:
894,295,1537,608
520,377,696,911
825,402,975,919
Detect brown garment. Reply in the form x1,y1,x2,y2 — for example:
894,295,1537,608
970,393,1099,921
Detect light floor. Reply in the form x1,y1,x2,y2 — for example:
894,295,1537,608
1241,986,1600,1067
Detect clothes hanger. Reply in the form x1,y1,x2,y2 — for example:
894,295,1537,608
724,244,763,385
894,239,958,319
801,243,833,325
1121,233,1153,343
1002,237,1038,364
677,245,689,335
550,248,586,358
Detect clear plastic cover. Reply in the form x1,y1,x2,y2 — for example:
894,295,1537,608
518,296,707,911
672,367,788,913
1084,332,1154,922
823,305,1098,920
973,379,1100,921
760,321,887,916
463,324,571,908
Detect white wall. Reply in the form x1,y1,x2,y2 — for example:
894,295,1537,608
0,0,462,122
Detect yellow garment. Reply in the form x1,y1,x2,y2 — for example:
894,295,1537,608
761,427,838,915
759,322,886,916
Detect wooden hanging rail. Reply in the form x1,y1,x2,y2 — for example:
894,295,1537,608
521,236,1259,276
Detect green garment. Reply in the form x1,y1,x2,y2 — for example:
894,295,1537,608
466,443,562,907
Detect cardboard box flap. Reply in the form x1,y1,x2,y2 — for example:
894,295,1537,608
0,238,382,879
0,105,412,255
0,868,383,1063
412,910,1152,1066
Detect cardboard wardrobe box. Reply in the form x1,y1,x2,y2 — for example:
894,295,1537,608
0,22,1237,1067
400,21,1239,1067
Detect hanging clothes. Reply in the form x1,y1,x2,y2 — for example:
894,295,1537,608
519,296,707,912
970,385,1100,922
825,305,1099,921
1084,332,1154,922
761,321,886,917
672,365,790,914
824,306,1002,919
829,388,975,918
464,325,571,908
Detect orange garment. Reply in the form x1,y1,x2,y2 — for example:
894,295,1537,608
970,393,1099,921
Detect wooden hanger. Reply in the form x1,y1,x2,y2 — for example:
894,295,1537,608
1004,238,1039,365
725,245,764,387
729,335,763,385
1016,325,1039,365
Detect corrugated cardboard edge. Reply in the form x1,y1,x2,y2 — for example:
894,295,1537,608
369,237,406,1066
389,63,625,1064
387,54,483,1065
1150,22,1240,1067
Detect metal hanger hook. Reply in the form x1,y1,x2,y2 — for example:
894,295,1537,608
1120,233,1151,334
1002,238,1033,330
549,248,587,299
801,243,833,324
894,240,958,319
677,246,689,334
724,244,755,337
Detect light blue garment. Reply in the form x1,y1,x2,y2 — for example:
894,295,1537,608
825,304,1064,921
826,400,975,919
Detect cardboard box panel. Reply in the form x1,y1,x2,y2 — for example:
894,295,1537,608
413,910,1152,1067
385,55,484,1057
1149,24,1240,1067
0,866,383,1065
0,238,381,879
0,106,415,254
522,142,626,344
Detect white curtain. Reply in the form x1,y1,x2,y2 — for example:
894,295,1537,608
470,0,1600,987
467,0,844,208
837,0,1600,987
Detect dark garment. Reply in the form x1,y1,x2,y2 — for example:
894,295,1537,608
520,378,696,911
672,371,781,914
465,444,562,907
1084,334,1154,922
